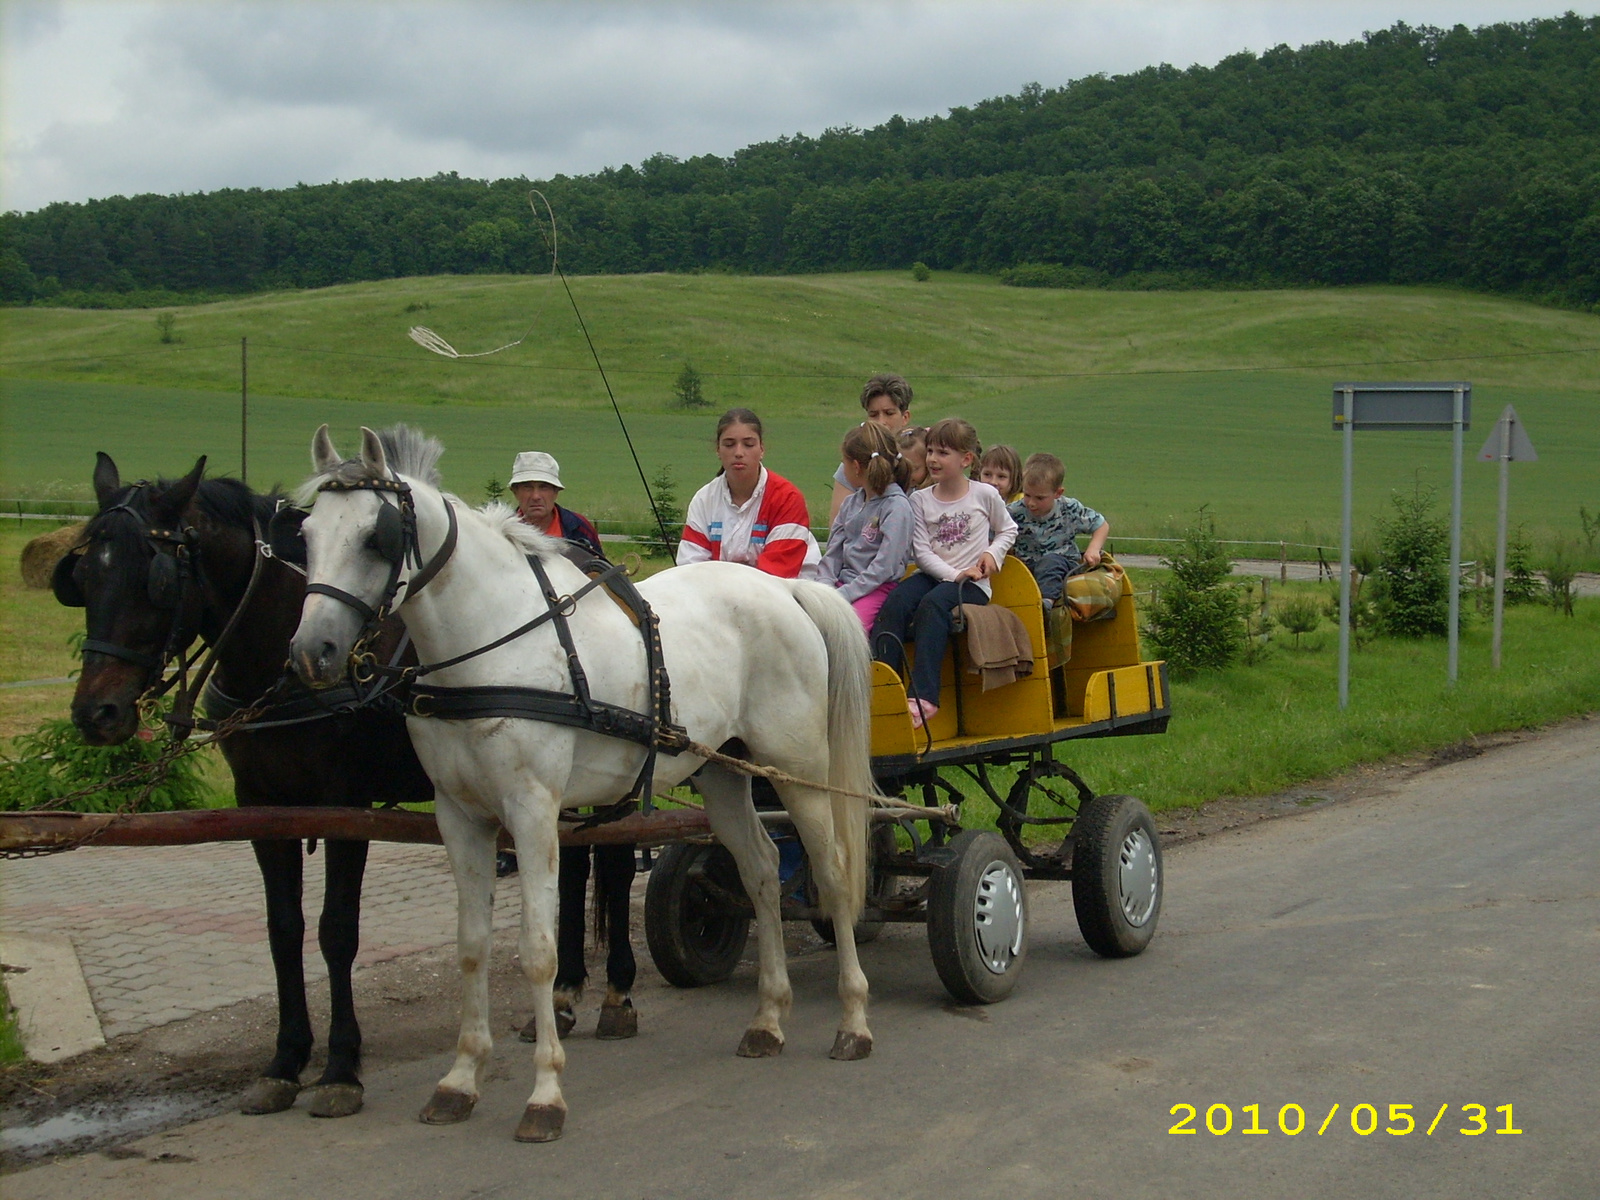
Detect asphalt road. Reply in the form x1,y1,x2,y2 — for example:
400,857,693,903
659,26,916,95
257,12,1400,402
9,718,1597,1200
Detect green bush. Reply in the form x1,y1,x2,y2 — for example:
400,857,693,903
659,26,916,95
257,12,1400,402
1544,546,1578,616
997,263,1106,289
1142,513,1242,675
1372,488,1450,637
1239,579,1277,663
672,361,707,408
0,711,212,813
1279,593,1322,648
911,261,931,282
646,464,683,556
1503,525,1543,605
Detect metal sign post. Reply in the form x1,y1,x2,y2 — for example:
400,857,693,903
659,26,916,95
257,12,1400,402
1331,383,1471,709
1448,385,1464,686
1338,387,1354,709
1477,405,1538,669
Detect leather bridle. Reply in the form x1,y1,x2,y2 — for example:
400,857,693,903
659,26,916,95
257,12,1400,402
306,473,688,810
304,475,458,639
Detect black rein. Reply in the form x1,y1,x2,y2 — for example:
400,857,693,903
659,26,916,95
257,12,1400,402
308,474,688,811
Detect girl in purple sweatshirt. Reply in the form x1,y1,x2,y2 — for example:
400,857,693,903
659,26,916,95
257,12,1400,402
818,422,914,632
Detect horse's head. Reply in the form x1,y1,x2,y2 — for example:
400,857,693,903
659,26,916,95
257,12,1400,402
58,452,206,744
290,424,436,688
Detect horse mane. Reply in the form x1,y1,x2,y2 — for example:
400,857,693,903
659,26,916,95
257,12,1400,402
194,476,281,531
297,424,445,502
475,500,564,562
85,474,278,546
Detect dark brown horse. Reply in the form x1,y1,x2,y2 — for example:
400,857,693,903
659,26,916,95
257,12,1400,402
57,453,431,1117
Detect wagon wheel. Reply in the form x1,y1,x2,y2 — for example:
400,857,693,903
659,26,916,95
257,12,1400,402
999,756,1094,869
810,823,897,946
1070,794,1162,958
927,830,1029,1004
644,842,751,988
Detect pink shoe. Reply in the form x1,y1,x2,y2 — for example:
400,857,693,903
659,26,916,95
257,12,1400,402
907,699,939,729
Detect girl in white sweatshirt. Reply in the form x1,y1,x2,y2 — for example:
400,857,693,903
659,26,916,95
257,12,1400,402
870,418,1016,728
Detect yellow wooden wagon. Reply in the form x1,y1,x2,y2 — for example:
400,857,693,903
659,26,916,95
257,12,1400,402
646,557,1171,1006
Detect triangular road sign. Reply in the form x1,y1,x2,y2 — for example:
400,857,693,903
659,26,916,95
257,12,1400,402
1476,404,1537,462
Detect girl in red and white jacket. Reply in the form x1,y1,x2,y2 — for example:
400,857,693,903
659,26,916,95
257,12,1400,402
677,408,820,580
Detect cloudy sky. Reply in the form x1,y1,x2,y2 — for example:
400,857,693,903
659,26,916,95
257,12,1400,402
1,1,1582,214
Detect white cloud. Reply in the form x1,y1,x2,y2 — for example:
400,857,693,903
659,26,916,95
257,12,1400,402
1,1,1584,212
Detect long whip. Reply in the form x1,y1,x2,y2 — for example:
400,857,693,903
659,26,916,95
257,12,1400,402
408,191,674,550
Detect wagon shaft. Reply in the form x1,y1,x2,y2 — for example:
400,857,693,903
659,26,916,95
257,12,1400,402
0,806,716,853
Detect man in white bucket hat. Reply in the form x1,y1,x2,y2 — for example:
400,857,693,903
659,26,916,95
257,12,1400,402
508,450,604,559
497,450,610,881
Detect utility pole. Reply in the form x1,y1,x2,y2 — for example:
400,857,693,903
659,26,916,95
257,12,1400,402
240,337,248,485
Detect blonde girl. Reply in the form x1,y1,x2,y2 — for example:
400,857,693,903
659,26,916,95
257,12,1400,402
819,422,914,631
870,418,1017,728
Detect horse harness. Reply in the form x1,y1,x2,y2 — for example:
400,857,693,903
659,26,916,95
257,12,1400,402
53,483,405,741
311,474,691,812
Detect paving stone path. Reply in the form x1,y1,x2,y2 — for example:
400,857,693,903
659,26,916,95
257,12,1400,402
1,842,523,1038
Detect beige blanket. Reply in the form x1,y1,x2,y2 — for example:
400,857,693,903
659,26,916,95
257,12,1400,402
957,604,1034,690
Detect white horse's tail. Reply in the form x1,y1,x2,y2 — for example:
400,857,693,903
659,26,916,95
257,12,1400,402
789,581,876,920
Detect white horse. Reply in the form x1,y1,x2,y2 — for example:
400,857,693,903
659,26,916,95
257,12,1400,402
288,426,875,1142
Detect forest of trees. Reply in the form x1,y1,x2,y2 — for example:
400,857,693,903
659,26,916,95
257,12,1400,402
3,15,1597,309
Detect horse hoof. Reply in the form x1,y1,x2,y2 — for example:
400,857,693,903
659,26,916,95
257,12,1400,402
514,1103,566,1143
239,1076,300,1115
519,1006,577,1043
595,1001,637,1041
736,1028,784,1058
306,1083,365,1118
418,1088,476,1125
829,1031,873,1061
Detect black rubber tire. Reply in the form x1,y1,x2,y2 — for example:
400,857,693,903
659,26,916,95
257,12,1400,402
644,842,751,988
926,830,1029,1004
1070,794,1163,958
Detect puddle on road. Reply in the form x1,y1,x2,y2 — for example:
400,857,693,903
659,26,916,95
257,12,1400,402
1,1092,229,1166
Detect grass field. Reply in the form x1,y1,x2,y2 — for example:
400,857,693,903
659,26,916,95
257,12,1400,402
1047,585,1600,814
3,274,1598,556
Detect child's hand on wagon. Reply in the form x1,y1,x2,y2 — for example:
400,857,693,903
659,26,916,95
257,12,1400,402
957,552,999,582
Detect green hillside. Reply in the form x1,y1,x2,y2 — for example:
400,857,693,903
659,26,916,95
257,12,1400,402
2,273,1597,557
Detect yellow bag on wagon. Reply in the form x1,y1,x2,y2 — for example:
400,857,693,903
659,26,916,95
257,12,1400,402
1062,554,1125,623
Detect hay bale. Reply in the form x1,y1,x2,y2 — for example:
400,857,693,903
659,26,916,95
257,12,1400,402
19,522,87,589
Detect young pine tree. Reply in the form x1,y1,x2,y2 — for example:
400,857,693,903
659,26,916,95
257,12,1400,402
1372,487,1450,637
1143,512,1243,675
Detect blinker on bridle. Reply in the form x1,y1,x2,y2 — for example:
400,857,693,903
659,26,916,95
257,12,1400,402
305,475,458,634
53,486,201,672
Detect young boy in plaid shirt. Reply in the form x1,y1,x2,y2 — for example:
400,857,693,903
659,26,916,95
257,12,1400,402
1007,452,1110,609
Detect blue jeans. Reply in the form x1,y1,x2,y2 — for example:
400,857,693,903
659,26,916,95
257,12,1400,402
870,573,988,707
1025,552,1080,603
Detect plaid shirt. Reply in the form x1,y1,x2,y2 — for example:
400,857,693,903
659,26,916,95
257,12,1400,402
1006,496,1105,566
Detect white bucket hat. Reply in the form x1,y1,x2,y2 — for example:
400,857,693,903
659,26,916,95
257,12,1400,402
508,451,563,489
